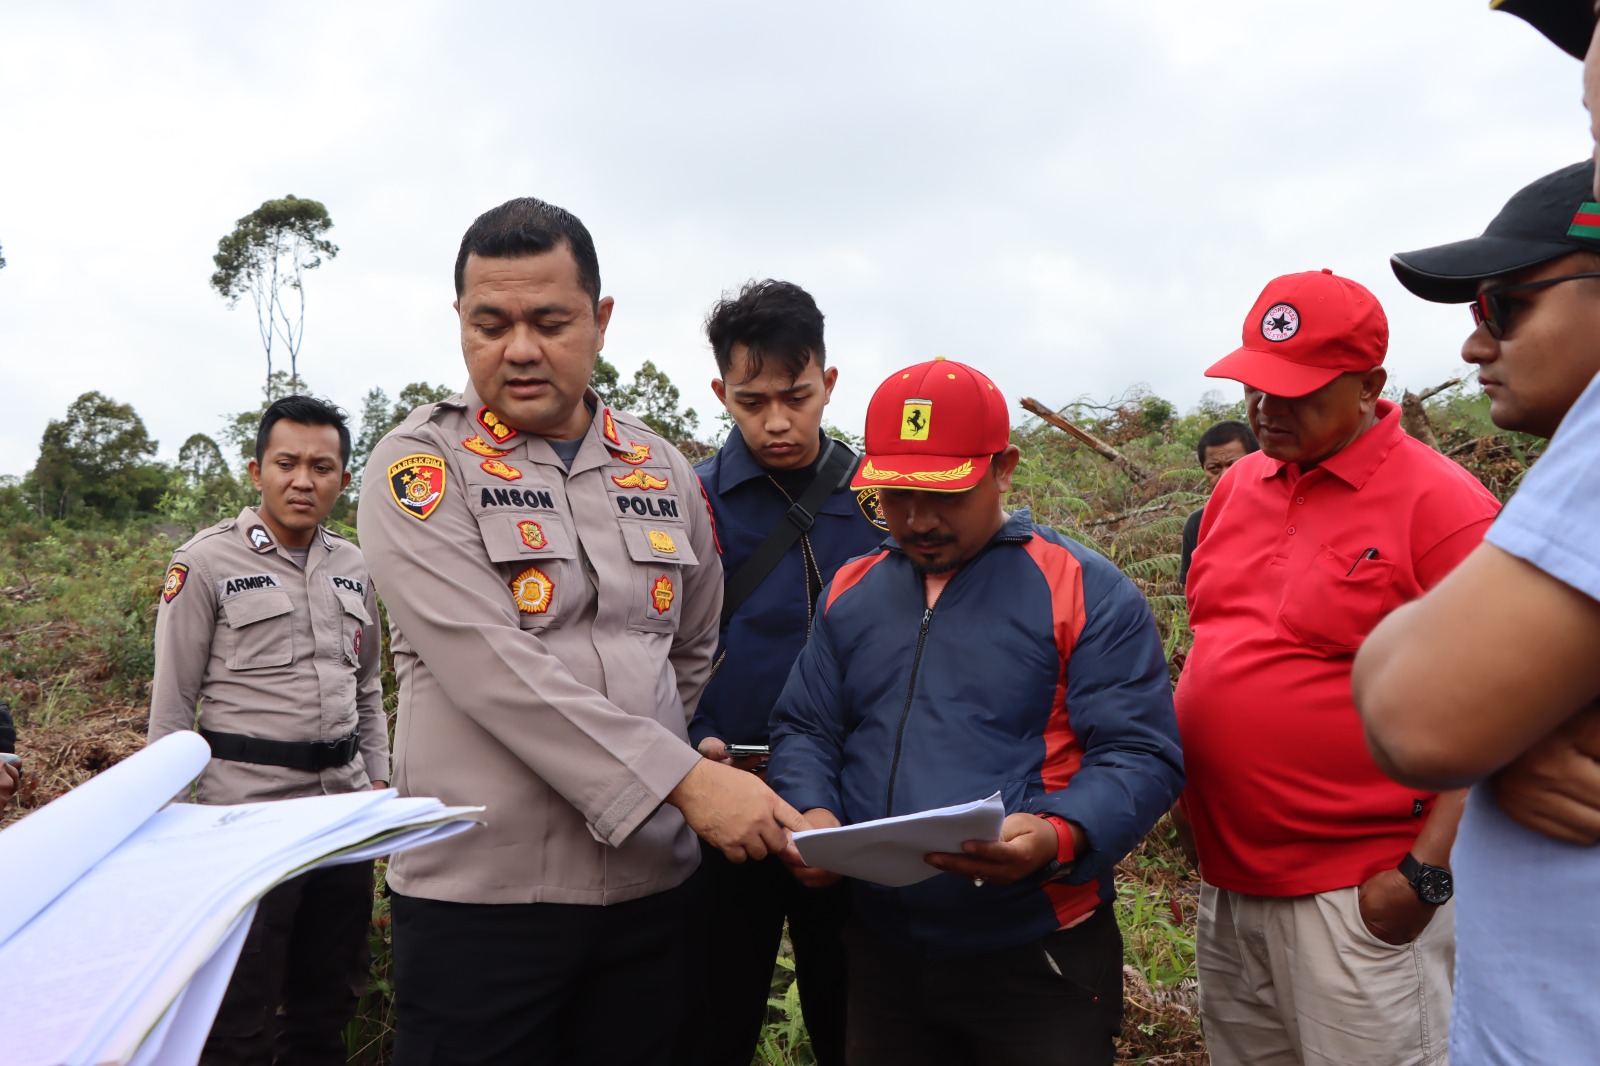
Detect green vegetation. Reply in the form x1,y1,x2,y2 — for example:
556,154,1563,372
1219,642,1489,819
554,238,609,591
0,376,1531,1064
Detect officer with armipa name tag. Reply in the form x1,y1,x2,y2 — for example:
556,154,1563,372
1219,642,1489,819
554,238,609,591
148,394,389,1065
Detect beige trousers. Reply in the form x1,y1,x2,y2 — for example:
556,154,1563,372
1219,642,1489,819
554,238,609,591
1197,883,1453,1066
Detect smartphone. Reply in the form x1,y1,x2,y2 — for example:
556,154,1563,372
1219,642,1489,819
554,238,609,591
724,744,771,759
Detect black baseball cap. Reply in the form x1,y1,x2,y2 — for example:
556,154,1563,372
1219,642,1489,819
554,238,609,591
1492,0,1595,60
1391,161,1600,303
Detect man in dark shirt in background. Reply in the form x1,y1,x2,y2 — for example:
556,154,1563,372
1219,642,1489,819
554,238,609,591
1178,421,1259,588
675,279,886,1066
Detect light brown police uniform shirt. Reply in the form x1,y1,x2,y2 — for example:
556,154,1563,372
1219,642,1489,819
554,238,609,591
148,508,390,803
356,387,722,906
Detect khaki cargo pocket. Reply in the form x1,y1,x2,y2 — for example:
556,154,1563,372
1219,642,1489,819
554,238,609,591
476,512,578,630
619,520,698,633
335,590,370,665
222,589,295,669
1278,545,1396,655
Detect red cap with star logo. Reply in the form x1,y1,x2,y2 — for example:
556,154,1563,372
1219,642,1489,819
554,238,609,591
1205,269,1388,398
851,358,1010,493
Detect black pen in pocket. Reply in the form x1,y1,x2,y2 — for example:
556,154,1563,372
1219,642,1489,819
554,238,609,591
1346,548,1379,576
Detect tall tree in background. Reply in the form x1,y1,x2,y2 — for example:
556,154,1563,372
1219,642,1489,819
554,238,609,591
210,195,338,395
350,382,454,493
608,359,700,443
26,392,169,521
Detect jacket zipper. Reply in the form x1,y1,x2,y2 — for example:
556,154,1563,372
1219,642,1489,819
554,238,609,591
884,604,934,817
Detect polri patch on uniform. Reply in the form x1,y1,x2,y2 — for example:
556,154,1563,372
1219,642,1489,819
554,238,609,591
332,575,365,596
510,565,554,614
462,434,511,459
481,458,522,482
1261,303,1300,342
611,469,669,491
517,520,548,550
647,529,677,555
856,488,890,531
388,454,447,520
247,525,274,552
651,574,675,615
608,440,652,465
162,563,189,603
477,407,518,444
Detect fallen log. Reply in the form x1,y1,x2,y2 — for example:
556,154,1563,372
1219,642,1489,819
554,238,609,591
1019,397,1154,482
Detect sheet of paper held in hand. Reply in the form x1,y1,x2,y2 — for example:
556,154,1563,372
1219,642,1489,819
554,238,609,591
792,792,1005,887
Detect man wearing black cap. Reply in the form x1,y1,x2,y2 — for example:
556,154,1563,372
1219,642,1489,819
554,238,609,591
1358,159,1600,1064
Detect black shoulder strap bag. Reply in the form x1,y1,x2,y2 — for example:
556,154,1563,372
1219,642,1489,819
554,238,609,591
719,438,859,626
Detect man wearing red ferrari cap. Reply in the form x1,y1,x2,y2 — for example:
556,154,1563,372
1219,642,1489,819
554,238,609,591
1175,270,1500,1066
767,358,1184,1065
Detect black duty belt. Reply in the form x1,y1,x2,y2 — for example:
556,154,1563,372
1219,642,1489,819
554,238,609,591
200,728,361,772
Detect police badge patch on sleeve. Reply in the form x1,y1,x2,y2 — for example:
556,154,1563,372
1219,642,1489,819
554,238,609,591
856,488,890,531
162,563,189,603
388,454,447,520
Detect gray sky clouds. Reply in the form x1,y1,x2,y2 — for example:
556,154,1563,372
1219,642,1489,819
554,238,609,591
0,1,1585,478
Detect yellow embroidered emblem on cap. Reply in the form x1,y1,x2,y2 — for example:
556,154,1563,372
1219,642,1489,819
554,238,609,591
648,530,677,554
858,459,974,483
510,566,554,614
901,398,932,441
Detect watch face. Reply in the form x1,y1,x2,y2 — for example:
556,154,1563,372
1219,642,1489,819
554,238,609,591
1416,867,1454,905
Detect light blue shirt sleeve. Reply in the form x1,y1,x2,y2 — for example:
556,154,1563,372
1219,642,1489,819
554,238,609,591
1486,371,1600,603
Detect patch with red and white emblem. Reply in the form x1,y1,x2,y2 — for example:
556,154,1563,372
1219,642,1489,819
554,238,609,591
162,563,189,603
1260,303,1300,342
353,628,363,659
481,458,522,481
611,469,670,491
462,435,511,458
477,407,519,444
651,574,675,615
601,407,623,447
510,566,554,614
517,520,548,550
607,440,652,465
388,454,447,520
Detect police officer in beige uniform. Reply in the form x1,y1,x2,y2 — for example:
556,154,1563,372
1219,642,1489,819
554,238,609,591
149,395,389,1066
357,197,808,1066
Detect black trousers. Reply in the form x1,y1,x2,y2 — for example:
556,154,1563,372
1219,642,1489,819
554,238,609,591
201,860,374,1066
672,842,850,1066
844,907,1124,1066
390,878,698,1066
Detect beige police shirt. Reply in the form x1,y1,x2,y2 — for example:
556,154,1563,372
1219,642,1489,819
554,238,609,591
148,508,390,803
356,386,722,906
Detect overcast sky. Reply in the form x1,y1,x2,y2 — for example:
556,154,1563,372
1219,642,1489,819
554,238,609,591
0,1,1587,480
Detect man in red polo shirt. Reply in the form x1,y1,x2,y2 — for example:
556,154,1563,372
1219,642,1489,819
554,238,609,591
1175,269,1499,1066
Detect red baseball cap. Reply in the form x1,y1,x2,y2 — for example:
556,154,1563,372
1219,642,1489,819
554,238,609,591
1205,269,1388,398
852,358,1010,493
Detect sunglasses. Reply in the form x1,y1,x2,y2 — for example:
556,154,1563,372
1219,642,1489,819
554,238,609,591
1470,271,1600,339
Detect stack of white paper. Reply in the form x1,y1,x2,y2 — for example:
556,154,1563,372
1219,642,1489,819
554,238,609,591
793,792,1005,887
0,732,483,1066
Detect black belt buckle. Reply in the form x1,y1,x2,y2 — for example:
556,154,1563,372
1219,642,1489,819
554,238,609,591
316,729,360,768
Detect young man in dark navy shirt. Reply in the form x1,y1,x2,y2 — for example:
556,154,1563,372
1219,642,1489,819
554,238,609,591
674,279,886,1066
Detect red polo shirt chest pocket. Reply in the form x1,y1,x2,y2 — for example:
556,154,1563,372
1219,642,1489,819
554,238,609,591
1277,545,1396,656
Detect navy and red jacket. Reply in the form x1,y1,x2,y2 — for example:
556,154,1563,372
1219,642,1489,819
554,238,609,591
768,508,1184,958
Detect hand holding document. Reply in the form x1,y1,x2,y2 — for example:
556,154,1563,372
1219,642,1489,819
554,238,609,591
0,732,484,1066
791,792,1005,887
